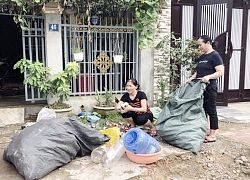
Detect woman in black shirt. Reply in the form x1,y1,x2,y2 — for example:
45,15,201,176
186,35,224,143
116,78,156,136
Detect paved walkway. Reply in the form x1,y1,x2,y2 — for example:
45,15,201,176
217,102,250,145
217,102,250,124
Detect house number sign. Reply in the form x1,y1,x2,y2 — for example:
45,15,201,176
48,24,59,32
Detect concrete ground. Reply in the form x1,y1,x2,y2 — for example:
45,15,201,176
217,102,250,145
0,102,250,180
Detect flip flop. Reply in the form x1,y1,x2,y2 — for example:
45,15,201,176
204,138,216,143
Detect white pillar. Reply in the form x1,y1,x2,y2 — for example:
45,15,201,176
140,48,154,106
44,13,63,74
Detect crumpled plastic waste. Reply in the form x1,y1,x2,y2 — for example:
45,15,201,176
87,115,100,123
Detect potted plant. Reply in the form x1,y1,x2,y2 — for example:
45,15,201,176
113,34,126,64
90,1,104,25
113,54,123,64
113,52,127,64
13,59,79,113
92,88,116,117
72,48,84,62
72,34,84,62
91,15,99,25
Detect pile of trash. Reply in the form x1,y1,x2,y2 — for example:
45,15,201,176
3,107,162,180
91,127,161,165
77,109,157,134
3,116,110,180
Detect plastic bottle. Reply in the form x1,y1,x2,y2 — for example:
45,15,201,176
123,128,160,154
117,102,129,112
102,136,125,165
91,143,110,163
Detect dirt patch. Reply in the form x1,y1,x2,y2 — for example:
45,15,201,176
1,122,250,180
129,122,250,180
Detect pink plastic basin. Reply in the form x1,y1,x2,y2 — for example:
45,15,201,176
125,145,163,164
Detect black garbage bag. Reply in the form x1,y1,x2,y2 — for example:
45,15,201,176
3,116,110,180
156,79,207,154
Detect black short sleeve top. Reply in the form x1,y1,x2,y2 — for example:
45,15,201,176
196,51,223,79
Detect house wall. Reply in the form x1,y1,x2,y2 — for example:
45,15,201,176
153,1,172,105
42,2,172,112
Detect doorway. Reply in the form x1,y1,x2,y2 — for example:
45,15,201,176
0,14,24,97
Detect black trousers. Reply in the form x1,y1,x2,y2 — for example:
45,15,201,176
121,112,153,126
203,81,219,130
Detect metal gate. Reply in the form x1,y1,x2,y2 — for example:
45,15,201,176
196,0,250,104
61,24,139,96
22,16,46,102
177,0,250,105
22,16,139,101
196,0,233,106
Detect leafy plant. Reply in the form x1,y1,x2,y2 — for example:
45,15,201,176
155,33,199,107
130,0,163,49
123,52,128,60
4,0,165,50
72,34,83,53
94,88,116,107
13,59,79,108
155,77,167,108
72,48,83,53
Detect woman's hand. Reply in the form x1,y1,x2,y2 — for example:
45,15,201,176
115,101,124,112
122,105,132,113
185,72,197,84
201,75,210,83
185,78,191,84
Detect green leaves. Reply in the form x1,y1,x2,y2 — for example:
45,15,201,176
133,0,159,49
72,48,83,53
11,0,23,7
134,23,143,31
9,0,163,49
94,87,115,107
121,0,161,49
155,33,199,106
13,59,80,105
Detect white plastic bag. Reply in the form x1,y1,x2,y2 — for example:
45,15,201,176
36,107,56,122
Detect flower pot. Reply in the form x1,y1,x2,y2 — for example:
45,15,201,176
113,55,123,63
73,52,83,62
92,105,115,117
53,107,73,118
47,94,59,105
91,16,98,25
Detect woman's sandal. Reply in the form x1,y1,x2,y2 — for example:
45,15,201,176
204,137,216,143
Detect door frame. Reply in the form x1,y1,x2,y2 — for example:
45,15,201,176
227,1,250,102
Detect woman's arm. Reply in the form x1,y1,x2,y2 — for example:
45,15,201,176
185,72,197,84
201,65,224,83
123,99,147,113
